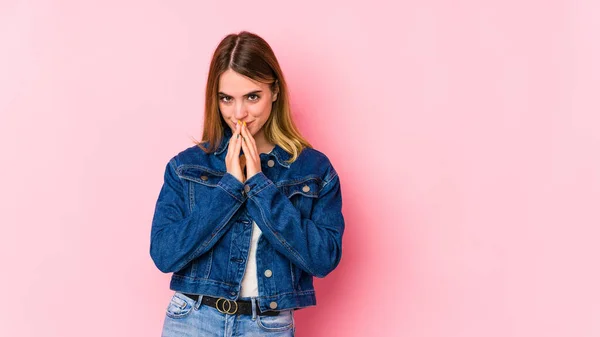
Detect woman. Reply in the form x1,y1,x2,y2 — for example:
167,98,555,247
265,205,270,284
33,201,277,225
150,31,345,336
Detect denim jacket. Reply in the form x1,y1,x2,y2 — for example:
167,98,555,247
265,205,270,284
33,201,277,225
149,128,345,312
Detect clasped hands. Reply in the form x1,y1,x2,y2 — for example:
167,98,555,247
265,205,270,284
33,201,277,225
225,121,262,184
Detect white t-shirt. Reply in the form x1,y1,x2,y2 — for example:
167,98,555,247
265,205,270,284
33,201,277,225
240,220,262,297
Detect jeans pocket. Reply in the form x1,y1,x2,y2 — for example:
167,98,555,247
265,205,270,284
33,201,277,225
165,292,193,319
256,310,294,332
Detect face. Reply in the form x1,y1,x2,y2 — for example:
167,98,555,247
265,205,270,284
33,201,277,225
218,68,278,137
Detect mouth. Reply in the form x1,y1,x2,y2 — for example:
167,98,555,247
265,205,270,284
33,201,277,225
231,120,255,130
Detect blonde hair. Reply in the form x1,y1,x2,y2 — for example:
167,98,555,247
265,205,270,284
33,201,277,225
192,31,311,163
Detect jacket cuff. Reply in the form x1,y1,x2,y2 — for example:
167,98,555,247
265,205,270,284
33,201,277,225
243,172,273,197
218,172,247,202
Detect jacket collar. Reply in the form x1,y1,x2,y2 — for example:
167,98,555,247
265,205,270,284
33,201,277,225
213,127,291,168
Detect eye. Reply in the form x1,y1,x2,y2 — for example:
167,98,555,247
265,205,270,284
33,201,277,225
219,96,232,104
247,94,260,102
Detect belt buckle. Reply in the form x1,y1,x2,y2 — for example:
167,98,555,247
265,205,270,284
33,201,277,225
215,297,238,315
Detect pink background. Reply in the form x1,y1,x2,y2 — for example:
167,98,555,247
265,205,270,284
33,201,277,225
1,0,599,336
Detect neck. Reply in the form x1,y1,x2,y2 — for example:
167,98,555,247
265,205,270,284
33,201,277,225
253,129,275,154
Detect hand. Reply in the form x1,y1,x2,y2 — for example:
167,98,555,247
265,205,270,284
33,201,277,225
240,121,262,180
225,121,245,183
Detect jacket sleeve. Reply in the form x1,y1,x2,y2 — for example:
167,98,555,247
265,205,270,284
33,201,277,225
243,167,345,278
149,157,246,273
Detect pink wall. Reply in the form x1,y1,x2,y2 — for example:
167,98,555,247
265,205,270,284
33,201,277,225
1,0,599,336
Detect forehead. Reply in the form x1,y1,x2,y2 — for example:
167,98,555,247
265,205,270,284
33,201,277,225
218,69,269,95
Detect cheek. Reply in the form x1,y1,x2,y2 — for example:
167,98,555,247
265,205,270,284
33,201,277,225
248,101,272,118
219,104,231,116
219,105,236,124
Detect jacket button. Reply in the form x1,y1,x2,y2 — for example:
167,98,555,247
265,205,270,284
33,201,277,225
267,159,275,167
200,175,208,181
302,185,310,192
264,269,273,278
269,301,278,309
244,185,251,193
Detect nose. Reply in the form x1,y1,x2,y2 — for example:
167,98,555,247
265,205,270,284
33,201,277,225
234,102,247,121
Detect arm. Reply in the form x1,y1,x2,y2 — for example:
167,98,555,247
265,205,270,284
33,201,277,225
244,168,345,278
149,157,246,273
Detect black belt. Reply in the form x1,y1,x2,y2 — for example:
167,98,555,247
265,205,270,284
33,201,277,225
181,293,279,316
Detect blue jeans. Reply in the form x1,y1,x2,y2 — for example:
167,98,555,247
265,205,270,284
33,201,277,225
161,292,296,336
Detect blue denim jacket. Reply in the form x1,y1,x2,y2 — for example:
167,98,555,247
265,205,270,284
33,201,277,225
149,128,345,312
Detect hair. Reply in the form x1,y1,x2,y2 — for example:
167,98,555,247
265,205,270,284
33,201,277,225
192,31,311,163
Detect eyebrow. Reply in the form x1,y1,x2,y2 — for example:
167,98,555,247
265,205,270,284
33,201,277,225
218,90,263,97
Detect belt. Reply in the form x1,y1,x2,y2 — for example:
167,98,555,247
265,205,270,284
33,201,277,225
181,293,280,316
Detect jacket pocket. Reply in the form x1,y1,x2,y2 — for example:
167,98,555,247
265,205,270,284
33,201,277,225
177,165,225,212
278,178,322,218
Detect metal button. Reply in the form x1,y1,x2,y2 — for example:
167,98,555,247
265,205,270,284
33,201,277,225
267,159,275,167
269,301,278,309
244,185,251,193
200,175,208,181
302,185,310,192
264,269,273,278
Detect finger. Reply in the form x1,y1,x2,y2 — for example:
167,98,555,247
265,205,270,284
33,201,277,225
240,131,250,157
240,135,256,173
228,123,241,162
226,136,234,161
235,122,243,156
242,122,256,147
241,123,258,158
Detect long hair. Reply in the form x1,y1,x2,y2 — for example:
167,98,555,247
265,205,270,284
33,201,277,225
193,31,311,163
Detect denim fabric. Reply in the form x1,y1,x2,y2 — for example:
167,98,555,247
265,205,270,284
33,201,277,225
161,291,295,336
150,127,345,312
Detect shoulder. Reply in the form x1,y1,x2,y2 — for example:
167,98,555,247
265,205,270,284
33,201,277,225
292,146,339,183
167,142,224,170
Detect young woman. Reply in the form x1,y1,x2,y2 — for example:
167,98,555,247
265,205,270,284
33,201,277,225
150,31,345,336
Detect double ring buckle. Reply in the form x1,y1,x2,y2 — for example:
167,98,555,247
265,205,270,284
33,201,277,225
215,297,239,315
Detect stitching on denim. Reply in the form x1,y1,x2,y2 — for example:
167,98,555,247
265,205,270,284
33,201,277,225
178,164,226,176
188,181,195,213
319,171,339,198
217,183,243,203
258,290,315,298
323,168,338,187
272,152,291,168
247,180,273,198
180,176,220,187
177,165,225,187
171,275,237,288
275,176,321,187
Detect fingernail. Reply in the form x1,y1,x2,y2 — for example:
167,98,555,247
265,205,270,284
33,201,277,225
237,121,241,125
243,121,246,126
237,134,239,139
